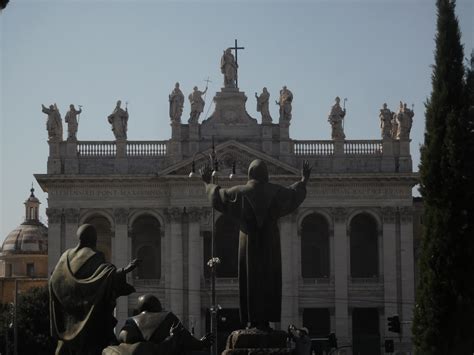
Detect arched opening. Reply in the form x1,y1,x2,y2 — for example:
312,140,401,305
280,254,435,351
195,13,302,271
350,213,378,278
301,213,330,278
85,215,112,262
131,215,161,279
203,215,239,278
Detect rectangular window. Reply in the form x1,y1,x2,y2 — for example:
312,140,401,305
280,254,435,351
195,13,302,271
26,263,35,277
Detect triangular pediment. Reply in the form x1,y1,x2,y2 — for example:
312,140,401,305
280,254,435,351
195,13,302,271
159,140,299,177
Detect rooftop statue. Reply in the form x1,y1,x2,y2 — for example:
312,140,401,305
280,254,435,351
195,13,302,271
103,294,213,355
169,82,184,123
201,159,310,328
255,87,272,123
398,102,414,140
188,86,207,123
221,48,238,88
328,96,346,140
108,100,129,140
276,86,293,123
65,104,82,141
41,103,63,141
49,224,140,355
379,103,393,139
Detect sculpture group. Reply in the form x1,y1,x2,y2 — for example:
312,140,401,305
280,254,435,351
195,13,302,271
379,101,414,140
41,46,414,143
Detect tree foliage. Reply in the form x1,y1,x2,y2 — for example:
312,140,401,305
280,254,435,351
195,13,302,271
413,0,474,353
0,286,55,355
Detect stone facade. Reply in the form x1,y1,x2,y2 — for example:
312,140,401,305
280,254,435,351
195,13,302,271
36,83,417,354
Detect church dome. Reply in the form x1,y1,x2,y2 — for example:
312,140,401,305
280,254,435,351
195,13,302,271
1,187,48,255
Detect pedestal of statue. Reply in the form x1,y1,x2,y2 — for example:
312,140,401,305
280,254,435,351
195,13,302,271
222,328,292,355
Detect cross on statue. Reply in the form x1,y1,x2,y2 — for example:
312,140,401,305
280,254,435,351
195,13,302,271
204,76,212,87
228,39,244,88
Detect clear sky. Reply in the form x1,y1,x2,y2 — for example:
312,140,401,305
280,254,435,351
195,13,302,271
0,0,473,240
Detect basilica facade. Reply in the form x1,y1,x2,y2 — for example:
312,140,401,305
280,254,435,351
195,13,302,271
36,57,417,354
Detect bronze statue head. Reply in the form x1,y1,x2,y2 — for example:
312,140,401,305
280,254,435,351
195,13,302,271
77,224,97,249
248,159,269,183
137,294,162,313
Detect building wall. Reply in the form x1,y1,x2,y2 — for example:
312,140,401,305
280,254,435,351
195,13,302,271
0,278,48,304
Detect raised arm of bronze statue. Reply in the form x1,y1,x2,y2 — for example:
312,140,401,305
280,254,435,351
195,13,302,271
122,258,142,274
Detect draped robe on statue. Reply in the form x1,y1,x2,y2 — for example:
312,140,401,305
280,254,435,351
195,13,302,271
50,245,135,355
206,160,306,324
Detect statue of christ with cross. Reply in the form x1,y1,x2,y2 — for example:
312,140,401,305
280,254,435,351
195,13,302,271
220,39,244,88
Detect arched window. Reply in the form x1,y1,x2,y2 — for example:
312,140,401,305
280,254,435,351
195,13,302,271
131,215,161,279
203,215,239,278
85,215,112,262
301,213,330,278
350,213,378,278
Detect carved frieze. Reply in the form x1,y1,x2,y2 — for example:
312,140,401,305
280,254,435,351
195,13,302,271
114,208,129,225
48,183,169,200
46,208,62,224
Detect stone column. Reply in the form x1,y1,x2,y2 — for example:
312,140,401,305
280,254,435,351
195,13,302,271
188,208,202,337
332,208,349,342
114,208,130,332
382,207,398,335
169,207,184,319
280,215,297,328
46,208,63,274
64,208,80,250
399,207,415,342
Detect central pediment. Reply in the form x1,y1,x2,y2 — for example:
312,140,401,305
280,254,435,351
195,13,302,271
159,140,299,177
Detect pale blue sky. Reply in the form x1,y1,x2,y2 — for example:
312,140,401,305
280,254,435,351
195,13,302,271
1,0,473,240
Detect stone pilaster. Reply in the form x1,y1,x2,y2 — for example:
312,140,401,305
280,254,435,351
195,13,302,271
399,207,415,342
382,207,398,336
381,138,395,172
168,207,184,319
188,207,202,337
332,207,349,342
114,140,128,174
64,140,79,174
280,215,297,328
114,208,129,333
47,141,62,174
64,208,80,250
46,208,63,274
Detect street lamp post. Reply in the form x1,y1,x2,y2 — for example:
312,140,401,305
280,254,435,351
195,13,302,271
189,142,236,355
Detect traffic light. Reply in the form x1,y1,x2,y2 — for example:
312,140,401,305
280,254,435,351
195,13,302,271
384,339,394,353
328,332,338,349
387,315,401,333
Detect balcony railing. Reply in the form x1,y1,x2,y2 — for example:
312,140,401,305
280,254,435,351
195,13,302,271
77,141,167,157
77,141,116,157
344,140,382,155
127,141,167,156
294,140,334,156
